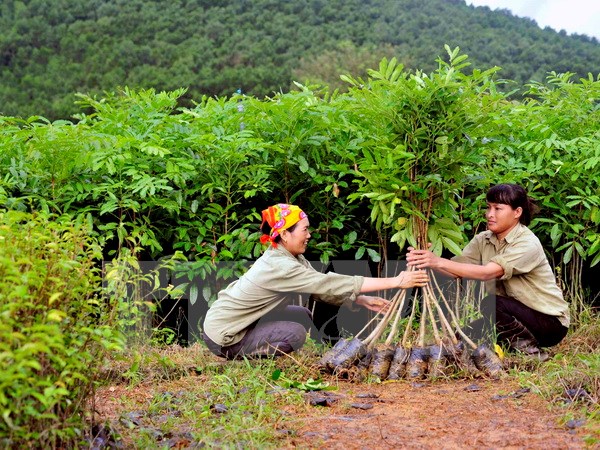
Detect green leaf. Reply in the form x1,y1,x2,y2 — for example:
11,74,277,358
47,310,66,322
346,231,357,244
370,202,380,224
297,155,309,173
189,284,198,306
574,241,585,258
588,236,600,256
2,410,15,430
367,248,381,262
355,247,366,260
563,245,573,265
441,236,463,256
220,250,234,259
550,223,560,246
431,238,443,255
437,227,464,243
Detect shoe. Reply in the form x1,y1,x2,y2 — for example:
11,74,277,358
497,317,549,362
511,338,549,362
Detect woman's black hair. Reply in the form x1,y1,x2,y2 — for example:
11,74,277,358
486,183,539,226
260,221,299,243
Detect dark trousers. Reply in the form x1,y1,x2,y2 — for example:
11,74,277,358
203,305,313,360
468,295,568,348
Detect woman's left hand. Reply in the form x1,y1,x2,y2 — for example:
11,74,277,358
356,295,390,312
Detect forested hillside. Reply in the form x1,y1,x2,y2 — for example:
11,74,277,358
1,0,599,119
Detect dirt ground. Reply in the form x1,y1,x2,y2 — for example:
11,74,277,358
283,378,593,449
95,375,595,449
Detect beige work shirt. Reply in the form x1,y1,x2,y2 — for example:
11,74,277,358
452,223,569,327
203,245,364,346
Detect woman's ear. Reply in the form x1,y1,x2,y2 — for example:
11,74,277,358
514,206,523,219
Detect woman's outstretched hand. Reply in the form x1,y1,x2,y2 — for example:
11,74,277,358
356,295,391,312
406,246,442,270
395,268,429,289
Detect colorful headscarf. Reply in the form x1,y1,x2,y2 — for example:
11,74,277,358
260,203,307,247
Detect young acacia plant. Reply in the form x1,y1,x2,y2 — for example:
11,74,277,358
336,47,508,370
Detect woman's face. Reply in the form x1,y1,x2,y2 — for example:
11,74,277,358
486,202,522,240
281,217,311,256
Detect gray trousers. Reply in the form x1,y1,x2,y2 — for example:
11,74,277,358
203,305,313,359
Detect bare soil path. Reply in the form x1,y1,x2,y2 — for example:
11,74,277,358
283,378,592,449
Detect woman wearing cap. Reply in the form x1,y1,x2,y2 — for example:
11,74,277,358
202,203,429,359
407,184,569,361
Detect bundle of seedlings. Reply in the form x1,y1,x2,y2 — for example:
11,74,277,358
430,270,503,378
363,287,410,380
364,205,502,378
324,53,510,381
318,286,408,376
318,267,503,380
374,268,463,381
391,273,502,381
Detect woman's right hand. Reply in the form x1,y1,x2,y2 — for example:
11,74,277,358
395,269,429,289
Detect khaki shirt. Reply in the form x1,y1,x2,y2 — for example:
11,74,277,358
203,246,364,346
452,223,569,327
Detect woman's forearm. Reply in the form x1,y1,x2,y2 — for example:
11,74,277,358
359,269,429,293
429,266,457,279
436,259,503,281
360,277,398,293
407,248,503,281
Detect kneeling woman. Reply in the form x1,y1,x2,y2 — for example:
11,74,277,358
203,203,428,359
407,184,569,360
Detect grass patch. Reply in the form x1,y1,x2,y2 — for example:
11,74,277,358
94,342,327,448
509,309,599,446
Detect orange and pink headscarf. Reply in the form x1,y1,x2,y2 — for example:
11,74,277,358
260,203,307,247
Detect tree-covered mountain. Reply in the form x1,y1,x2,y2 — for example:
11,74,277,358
1,0,599,120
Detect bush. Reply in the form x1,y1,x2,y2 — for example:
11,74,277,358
0,210,124,448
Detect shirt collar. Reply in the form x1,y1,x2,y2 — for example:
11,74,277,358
486,222,525,246
504,222,525,243
269,244,298,260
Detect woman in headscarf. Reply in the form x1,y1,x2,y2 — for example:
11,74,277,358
407,184,569,361
203,203,429,359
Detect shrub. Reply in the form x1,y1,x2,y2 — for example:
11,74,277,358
0,210,124,448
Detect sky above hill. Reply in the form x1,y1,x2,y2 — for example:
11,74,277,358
466,0,600,40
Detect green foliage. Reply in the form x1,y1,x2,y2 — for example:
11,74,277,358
271,368,335,391
345,47,506,254
244,85,370,264
507,72,599,267
1,0,600,120
1,51,599,310
0,210,124,448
